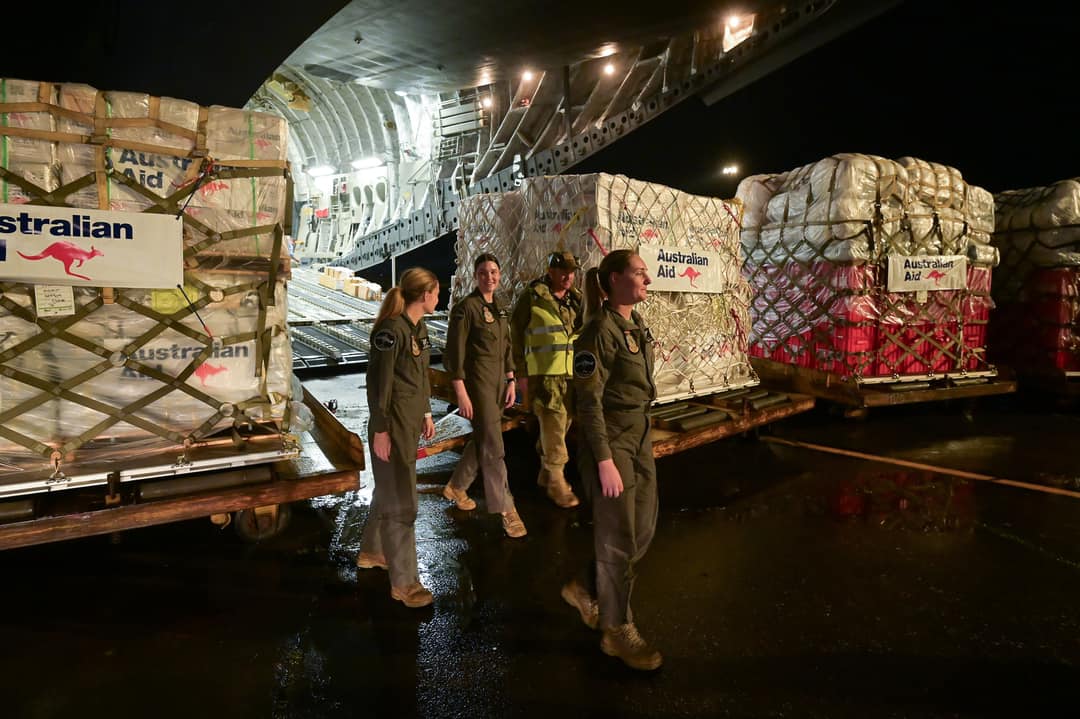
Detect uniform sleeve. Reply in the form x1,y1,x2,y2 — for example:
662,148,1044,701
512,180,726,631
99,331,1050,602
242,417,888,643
444,301,470,380
573,320,615,462
366,322,400,433
509,291,530,374
503,313,515,375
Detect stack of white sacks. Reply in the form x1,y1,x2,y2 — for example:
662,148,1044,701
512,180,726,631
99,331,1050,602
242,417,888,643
992,178,1080,300
454,173,756,402
737,153,998,377
0,78,295,462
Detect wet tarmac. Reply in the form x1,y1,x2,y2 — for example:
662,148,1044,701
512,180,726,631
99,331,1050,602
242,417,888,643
3,375,1079,718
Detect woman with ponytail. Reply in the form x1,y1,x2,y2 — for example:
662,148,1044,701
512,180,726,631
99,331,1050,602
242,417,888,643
560,249,664,671
357,267,440,608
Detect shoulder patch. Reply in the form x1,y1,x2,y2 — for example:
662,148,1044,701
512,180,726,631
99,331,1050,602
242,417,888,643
574,350,597,379
373,329,396,351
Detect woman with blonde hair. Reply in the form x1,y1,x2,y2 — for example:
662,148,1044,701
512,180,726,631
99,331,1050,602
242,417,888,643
441,253,527,538
560,249,663,670
357,267,439,608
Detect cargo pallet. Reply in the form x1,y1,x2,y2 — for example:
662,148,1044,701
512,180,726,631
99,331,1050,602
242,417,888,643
0,387,364,551
426,365,814,459
749,357,1018,411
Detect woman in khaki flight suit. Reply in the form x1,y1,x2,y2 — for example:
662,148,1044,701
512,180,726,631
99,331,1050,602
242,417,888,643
441,253,527,538
560,249,663,671
356,267,439,608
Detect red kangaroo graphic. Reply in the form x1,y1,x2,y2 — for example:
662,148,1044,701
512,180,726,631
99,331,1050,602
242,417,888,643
18,241,103,281
640,228,659,239
926,269,948,285
679,266,702,288
194,362,228,386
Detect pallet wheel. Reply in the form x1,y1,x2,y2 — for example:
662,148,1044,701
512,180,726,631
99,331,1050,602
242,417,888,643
233,503,292,542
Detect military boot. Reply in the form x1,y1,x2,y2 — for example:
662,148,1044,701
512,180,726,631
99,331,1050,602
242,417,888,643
600,623,663,671
545,470,580,508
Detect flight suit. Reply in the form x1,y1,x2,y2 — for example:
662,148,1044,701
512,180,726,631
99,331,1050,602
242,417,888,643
444,290,516,514
572,304,657,629
361,313,433,590
510,279,583,490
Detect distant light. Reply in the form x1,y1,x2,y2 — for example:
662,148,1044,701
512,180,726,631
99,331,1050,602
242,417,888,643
351,157,385,170
394,90,409,97
521,70,534,82
306,165,336,177
481,96,493,108
603,63,616,76
721,164,739,176
723,13,755,53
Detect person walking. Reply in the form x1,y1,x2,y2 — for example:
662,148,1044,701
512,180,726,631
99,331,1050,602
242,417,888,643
441,253,527,538
560,249,663,671
357,267,440,608
509,250,583,509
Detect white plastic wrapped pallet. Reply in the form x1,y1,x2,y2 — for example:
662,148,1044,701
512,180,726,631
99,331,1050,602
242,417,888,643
0,78,295,466
451,191,523,306
514,173,756,402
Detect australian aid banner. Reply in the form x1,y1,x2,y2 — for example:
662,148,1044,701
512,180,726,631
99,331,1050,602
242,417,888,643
887,255,968,292
639,243,728,293
0,203,183,288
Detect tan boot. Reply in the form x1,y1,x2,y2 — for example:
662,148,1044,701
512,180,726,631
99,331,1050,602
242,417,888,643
601,623,663,671
390,582,434,608
443,482,477,511
501,508,527,538
560,580,599,629
546,473,580,508
356,551,388,570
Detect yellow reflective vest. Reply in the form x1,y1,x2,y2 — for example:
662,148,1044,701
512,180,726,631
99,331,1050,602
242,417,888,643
511,280,582,377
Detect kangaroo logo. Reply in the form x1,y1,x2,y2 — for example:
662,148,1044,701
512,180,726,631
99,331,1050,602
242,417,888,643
199,180,230,198
640,228,659,240
194,362,228,386
926,269,948,285
18,241,104,281
679,266,702,288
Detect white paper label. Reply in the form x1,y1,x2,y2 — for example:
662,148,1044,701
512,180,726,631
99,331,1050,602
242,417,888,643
34,284,76,317
887,255,968,292
0,203,183,288
639,243,727,294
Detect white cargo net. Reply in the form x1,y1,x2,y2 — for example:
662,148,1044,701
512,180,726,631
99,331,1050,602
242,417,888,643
457,173,757,403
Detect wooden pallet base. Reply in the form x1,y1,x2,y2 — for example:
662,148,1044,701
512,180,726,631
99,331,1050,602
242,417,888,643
0,387,363,550
750,358,1017,409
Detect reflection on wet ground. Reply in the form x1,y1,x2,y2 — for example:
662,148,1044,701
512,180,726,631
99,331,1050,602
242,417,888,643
3,377,1079,718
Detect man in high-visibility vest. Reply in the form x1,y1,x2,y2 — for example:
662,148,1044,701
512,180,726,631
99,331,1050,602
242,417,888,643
510,251,584,508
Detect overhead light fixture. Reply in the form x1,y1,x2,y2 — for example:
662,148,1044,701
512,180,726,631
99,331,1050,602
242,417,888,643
723,13,755,53
395,90,409,97
721,164,739,176
521,70,534,82
481,96,493,108
306,165,336,177
603,63,616,76
351,157,385,170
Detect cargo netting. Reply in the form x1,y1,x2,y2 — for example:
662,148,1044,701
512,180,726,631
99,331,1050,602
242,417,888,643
990,178,1080,374
455,173,756,403
0,78,299,472
737,153,998,381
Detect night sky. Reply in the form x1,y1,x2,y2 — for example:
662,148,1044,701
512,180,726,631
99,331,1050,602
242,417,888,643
576,0,1079,198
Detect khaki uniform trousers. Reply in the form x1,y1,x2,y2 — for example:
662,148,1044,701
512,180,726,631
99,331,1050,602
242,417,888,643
447,378,514,514
577,411,658,628
360,395,427,589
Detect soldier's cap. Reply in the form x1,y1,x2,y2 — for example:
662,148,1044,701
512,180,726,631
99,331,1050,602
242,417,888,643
547,251,579,271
